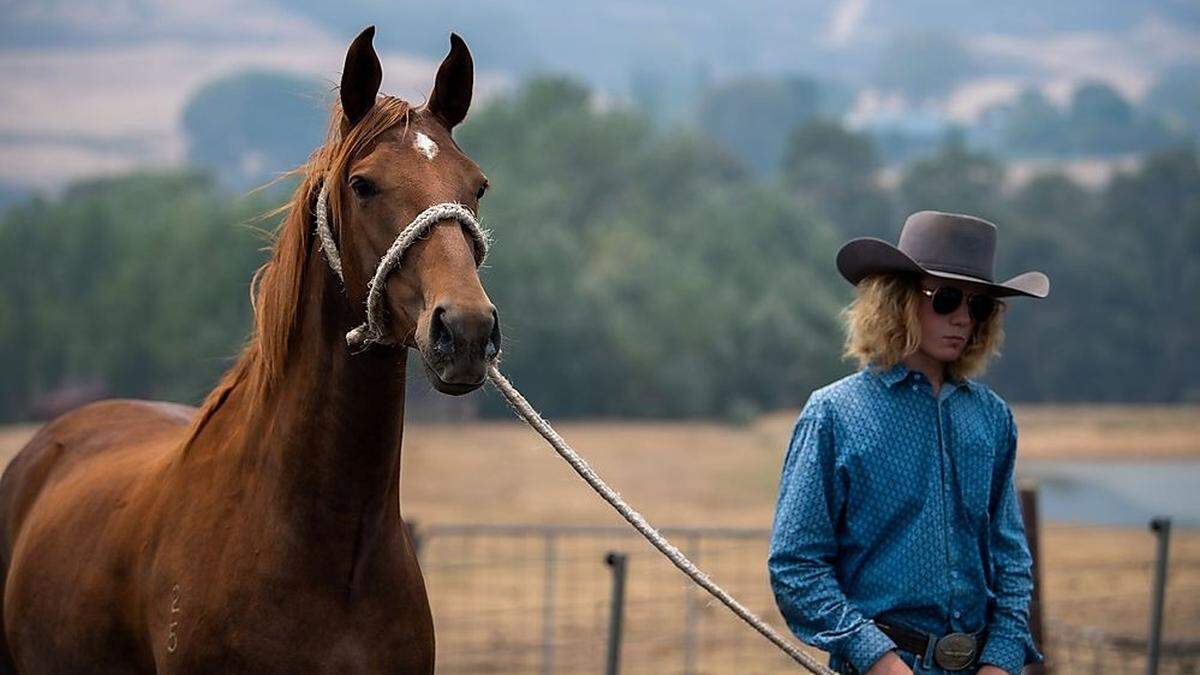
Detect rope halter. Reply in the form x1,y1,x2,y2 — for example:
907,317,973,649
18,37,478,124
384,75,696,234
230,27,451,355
314,181,491,349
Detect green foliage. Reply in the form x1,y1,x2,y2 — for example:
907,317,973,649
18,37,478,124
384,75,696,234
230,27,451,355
1099,147,1200,400
980,82,1180,157
898,133,1006,220
695,76,851,174
1145,66,1200,140
986,89,1067,153
781,119,894,239
0,172,274,419
459,77,847,417
3,76,1199,421
893,140,1200,402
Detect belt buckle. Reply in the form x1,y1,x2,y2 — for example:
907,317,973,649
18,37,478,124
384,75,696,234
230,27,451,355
933,632,978,671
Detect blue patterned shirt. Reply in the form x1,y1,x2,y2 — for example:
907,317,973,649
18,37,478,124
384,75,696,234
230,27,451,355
768,363,1043,674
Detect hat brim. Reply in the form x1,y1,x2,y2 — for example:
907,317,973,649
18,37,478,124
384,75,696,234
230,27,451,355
836,238,1049,299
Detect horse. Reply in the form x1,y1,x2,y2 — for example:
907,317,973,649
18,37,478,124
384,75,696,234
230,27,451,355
0,26,499,673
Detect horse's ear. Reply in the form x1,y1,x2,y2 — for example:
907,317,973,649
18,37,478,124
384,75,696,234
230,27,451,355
341,26,383,127
426,33,473,129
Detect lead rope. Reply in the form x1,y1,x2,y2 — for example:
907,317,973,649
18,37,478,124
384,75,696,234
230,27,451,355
486,365,833,674
315,181,832,674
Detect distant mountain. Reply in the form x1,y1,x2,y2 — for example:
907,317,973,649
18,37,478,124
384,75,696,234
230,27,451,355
0,182,29,210
0,0,327,48
281,0,1200,86
182,71,330,189
3,0,1199,191
6,0,1196,84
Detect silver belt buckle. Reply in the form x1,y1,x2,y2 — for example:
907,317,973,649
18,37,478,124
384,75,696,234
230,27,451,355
933,632,978,671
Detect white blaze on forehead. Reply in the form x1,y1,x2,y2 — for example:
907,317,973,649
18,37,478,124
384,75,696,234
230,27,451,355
413,132,439,160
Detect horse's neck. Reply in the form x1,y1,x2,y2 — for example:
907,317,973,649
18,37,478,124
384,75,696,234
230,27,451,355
194,247,409,535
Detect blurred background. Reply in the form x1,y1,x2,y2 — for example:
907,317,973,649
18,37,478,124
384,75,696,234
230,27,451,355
1,1,1197,673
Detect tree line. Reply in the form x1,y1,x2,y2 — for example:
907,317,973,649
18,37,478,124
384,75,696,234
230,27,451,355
1,77,1196,421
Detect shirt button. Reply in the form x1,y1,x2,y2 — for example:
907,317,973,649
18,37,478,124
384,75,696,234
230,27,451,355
911,384,919,391
951,571,958,579
954,611,962,619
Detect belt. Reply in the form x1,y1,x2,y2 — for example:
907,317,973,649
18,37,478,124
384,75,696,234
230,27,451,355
875,620,986,671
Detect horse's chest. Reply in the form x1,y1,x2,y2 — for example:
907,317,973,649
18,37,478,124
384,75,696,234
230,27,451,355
147,558,434,674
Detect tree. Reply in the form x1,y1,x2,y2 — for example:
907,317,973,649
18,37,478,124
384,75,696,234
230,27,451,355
981,88,1068,156
1100,146,1200,400
896,132,1006,222
988,173,1110,400
182,71,330,189
695,76,849,175
1144,66,1200,140
0,172,273,420
781,118,893,239
457,76,847,417
1066,81,1176,155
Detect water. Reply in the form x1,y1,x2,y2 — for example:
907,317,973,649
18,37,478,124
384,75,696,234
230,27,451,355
1017,459,1200,526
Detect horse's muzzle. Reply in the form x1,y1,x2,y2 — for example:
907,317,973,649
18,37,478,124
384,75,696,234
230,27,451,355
423,303,500,394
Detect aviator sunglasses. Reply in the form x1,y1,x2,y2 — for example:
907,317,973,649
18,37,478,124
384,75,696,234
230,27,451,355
920,286,1000,323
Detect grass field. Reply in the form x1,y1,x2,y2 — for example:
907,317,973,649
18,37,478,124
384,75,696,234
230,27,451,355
1,404,1197,671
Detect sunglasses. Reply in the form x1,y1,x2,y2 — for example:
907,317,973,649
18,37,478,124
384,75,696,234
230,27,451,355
920,286,1000,323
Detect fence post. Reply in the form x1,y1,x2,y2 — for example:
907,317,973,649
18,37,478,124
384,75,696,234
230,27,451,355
605,551,629,675
541,531,557,675
1147,516,1172,675
1019,484,1046,674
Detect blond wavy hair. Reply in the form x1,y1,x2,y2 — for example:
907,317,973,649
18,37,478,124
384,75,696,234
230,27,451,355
841,273,1005,380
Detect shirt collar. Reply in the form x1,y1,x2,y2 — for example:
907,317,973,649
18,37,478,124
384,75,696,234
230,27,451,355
870,362,974,393
875,362,912,388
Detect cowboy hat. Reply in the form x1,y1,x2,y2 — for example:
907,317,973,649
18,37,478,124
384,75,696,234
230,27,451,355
836,210,1049,298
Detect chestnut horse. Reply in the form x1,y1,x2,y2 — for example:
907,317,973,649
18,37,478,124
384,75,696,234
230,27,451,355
0,27,498,673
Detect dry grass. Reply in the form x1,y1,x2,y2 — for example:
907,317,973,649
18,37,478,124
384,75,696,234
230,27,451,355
1,405,1196,670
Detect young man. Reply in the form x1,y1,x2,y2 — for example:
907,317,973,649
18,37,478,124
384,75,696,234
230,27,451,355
769,211,1048,675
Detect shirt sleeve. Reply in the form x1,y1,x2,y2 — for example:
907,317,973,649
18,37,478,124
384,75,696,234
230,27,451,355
978,405,1045,675
768,406,896,673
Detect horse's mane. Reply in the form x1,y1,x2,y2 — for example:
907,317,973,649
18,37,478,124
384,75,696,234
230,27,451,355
183,96,413,444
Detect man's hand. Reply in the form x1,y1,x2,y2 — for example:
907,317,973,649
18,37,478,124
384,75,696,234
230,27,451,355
978,666,1008,675
865,651,913,675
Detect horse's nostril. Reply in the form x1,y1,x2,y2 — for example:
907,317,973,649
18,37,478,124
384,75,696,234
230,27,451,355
431,306,453,356
485,309,501,360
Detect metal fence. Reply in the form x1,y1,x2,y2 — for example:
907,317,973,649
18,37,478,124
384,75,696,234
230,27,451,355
1036,517,1200,675
412,521,1199,674
1044,620,1200,675
414,523,807,674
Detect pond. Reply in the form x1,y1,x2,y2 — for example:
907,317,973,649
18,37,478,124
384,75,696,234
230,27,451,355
1017,459,1200,527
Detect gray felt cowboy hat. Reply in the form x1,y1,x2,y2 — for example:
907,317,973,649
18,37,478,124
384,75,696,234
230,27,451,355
836,210,1050,298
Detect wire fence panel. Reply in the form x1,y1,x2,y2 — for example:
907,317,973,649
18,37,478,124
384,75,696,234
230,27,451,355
417,524,810,674
1039,522,1200,674
414,522,1200,674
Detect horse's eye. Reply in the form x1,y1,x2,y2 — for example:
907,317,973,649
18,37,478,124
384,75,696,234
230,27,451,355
476,181,489,200
349,176,378,199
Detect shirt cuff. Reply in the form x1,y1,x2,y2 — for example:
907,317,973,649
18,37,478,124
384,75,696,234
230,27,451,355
846,622,898,674
979,634,1036,675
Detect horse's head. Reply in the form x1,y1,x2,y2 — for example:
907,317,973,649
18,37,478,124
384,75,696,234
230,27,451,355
327,28,499,395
